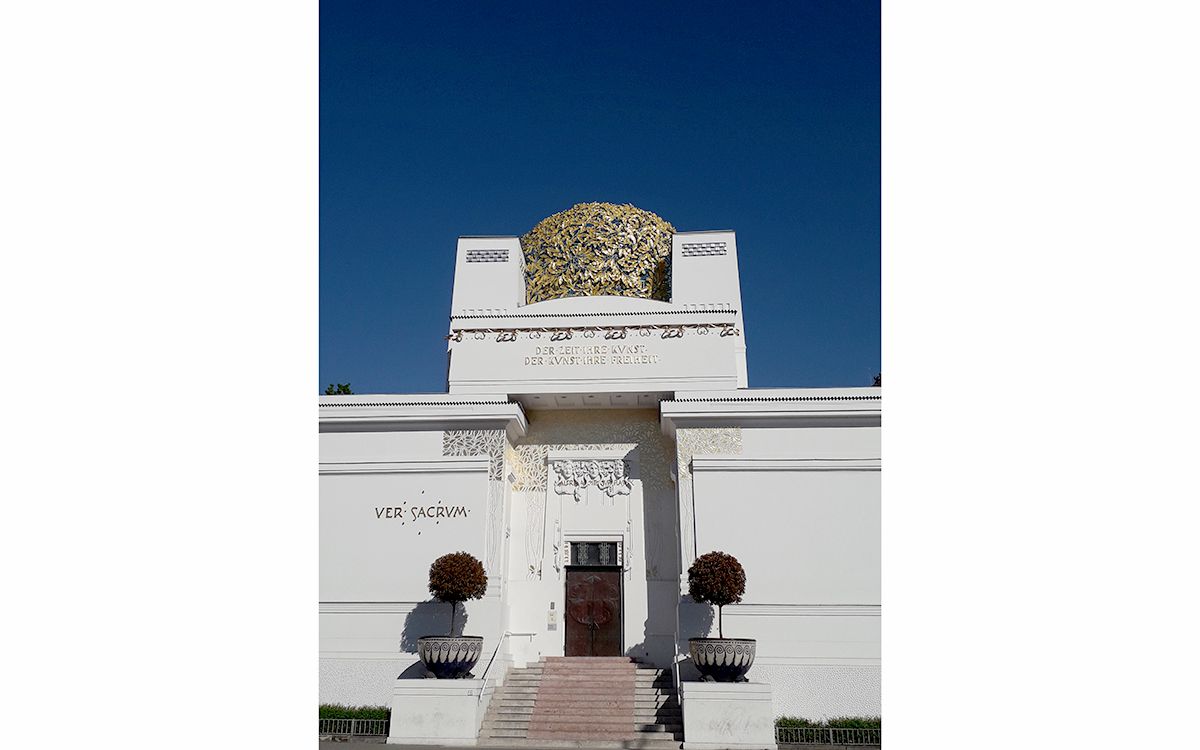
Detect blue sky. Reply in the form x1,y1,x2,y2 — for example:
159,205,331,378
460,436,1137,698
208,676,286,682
320,0,879,393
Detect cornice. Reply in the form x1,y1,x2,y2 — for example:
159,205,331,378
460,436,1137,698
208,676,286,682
690,456,880,472
660,389,881,436
319,397,527,439
319,457,490,475
546,447,639,464
319,602,421,615
722,604,881,617
319,400,512,407
451,309,738,320
751,656,881,667
667,394,879,403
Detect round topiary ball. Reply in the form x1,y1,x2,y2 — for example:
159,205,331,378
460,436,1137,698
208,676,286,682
687,551,746,608
428,552,488,604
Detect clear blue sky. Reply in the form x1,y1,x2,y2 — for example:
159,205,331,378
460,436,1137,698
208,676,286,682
320,0,879,394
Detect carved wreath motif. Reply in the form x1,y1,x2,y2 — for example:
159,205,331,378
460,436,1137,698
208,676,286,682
550,459,632,503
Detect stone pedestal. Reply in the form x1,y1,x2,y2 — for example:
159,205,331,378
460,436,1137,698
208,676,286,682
387,678,485,746
680,681,777,750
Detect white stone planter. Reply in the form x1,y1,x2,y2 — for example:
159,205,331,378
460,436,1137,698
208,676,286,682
387,677,486,745
680,681,777,750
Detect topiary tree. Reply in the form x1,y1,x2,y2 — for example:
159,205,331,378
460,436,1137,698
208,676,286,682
428,552,488,635
687,551,746,638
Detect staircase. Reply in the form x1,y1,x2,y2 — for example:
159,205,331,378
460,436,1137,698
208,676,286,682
478,656,683,748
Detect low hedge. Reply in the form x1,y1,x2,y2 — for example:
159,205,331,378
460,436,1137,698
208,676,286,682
319,704,390,720
777,716,881,729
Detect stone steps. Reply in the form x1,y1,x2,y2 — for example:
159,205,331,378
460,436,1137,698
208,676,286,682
478,657,682,747
477,734,686,744
532,715,648,729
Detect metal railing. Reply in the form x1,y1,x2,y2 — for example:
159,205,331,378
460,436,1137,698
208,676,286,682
318,718,389,737
776,726,881,745
476,631,511,704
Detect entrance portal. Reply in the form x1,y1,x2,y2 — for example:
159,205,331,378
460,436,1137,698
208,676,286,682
564,567,622,656
564,540,623,657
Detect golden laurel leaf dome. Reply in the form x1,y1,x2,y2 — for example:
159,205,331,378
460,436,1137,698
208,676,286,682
521,202,676,305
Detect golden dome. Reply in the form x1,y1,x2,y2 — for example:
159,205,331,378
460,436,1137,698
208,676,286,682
521,202,676,304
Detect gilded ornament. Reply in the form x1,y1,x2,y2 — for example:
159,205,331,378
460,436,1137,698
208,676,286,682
521,202,676,304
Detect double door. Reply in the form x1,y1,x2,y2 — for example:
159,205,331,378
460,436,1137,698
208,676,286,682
563,565,622,657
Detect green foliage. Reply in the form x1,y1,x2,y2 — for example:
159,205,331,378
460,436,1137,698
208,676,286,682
827,716,881,729
776,716,819,728
324,383,353,395
319,704,389,720
776,715,881,729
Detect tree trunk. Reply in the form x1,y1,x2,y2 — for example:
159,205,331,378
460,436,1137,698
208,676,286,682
718,605,723,638
449,601,456,636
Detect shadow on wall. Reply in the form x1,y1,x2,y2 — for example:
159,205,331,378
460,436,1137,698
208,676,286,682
676,597,715,681
397,600,472,679
625,632,648,662
400,600,470,650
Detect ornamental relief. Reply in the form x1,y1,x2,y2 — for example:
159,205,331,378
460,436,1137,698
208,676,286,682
442,429,506,575
507,410,674,581
675,427,742,480
550,459,632,503
442,429,504,481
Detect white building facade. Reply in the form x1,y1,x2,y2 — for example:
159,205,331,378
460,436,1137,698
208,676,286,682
320,204,880,722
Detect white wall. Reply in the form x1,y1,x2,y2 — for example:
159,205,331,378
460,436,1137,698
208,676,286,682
319,465,490,601
317,392,883,718
671,231,747,387
448,328,742,395
679,418,881,720
450,236,524,315
740,426,882,459
318,430,443,463
691,462,880,604
320,425,510,707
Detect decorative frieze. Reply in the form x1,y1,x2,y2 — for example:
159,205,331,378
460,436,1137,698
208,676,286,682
442,430,504,480
442,430,505,575
550,458,633,503
676,427,743,480
447,323,740,342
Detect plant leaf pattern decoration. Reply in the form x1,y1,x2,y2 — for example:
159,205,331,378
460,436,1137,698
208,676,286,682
521,202,676,304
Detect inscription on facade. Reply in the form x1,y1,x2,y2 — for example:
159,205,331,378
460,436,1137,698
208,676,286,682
374,499,470,526
523,344,660,367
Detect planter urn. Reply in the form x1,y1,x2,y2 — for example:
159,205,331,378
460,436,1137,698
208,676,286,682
688,637,756,682
417,635,484,679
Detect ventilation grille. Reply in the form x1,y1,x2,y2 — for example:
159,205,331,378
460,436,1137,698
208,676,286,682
681,242,727,257
465,249,509,263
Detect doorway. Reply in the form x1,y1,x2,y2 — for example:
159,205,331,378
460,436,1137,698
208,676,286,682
563,541,623,657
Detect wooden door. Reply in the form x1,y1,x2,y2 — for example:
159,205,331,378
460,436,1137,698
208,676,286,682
564,567,622,657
